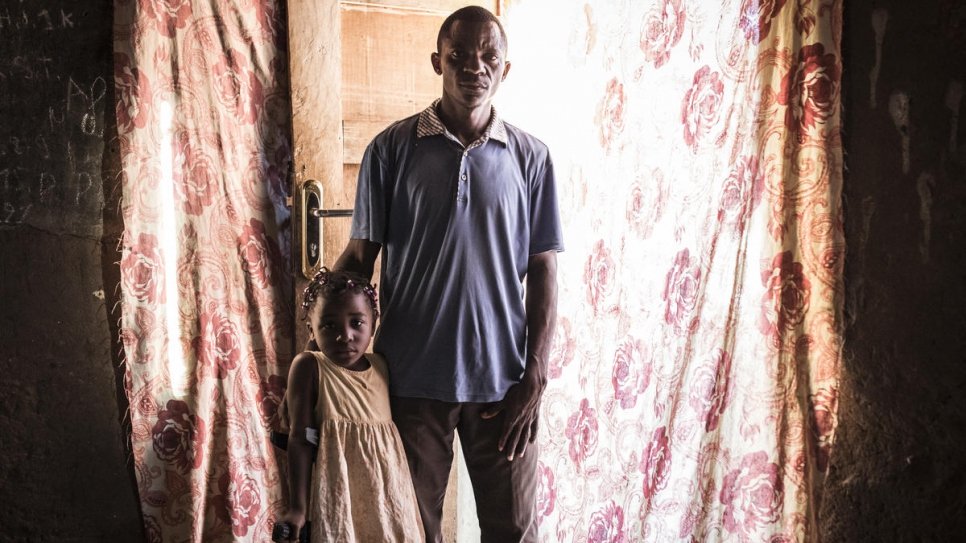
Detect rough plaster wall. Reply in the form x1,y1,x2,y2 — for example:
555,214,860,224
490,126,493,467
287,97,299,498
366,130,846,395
820,1,966,541
0,2,145,541
0,231,143,542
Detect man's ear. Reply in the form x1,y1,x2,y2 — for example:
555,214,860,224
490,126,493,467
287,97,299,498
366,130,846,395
431,52,442,75
501,60,512,81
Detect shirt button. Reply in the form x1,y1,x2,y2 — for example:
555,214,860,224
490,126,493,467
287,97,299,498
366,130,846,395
460,174,467,181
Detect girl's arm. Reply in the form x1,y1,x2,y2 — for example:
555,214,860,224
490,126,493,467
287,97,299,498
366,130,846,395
280,351,319,540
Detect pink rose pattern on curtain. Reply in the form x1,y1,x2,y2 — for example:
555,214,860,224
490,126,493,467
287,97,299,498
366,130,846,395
501,0,842,541
114,0,292,541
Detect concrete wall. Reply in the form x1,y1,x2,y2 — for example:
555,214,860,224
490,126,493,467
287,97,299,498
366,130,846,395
0,230,144,542
1,1,964,542
0,2,145,541
820,1,966,541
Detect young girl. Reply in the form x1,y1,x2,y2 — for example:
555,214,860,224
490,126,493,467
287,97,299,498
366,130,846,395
278,268,423,542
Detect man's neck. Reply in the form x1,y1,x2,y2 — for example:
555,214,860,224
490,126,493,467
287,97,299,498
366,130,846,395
437,98,492,147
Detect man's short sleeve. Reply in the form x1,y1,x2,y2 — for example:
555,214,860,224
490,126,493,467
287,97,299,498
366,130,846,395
350,140,388,244
529,151,564,255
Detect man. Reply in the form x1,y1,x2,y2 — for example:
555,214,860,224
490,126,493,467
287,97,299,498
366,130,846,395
334,6,562,541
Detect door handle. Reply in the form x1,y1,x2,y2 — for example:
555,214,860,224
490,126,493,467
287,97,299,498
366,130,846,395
299,180,353,278
307,208,353,218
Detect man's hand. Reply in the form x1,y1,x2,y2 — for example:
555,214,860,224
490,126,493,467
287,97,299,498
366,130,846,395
483,250,557,461
481,368,546,461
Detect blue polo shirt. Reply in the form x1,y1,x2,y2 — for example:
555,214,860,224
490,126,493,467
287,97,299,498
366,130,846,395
350,101,564,402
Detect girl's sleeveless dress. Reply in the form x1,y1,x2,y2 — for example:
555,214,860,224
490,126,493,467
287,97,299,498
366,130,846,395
308,351,423,542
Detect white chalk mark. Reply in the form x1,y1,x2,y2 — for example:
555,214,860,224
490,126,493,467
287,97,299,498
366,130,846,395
34,134,49,159
38,172,55,203
67,76,87,113
870,8,888,109
74,171,92,204
47,106,64,130
81,113,97,135
2,202,16,223
37,8,53,30
90,76,107,106
888,91,910,174
3,203,32,223
81,77,108,137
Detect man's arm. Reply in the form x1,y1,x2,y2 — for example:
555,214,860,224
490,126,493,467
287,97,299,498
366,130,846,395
482,250,558,461
333,238,382,279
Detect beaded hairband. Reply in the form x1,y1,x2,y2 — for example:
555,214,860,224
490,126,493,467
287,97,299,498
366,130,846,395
301,267,379,318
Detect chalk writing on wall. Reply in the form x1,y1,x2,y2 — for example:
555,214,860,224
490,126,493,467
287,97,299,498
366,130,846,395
0,2,112,237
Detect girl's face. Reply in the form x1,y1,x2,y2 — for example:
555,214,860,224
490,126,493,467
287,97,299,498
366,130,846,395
307,291,375,370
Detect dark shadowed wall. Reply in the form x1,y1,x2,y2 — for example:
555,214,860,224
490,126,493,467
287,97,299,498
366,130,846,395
1,1,964,541
820,1,966,542
0,1,144,541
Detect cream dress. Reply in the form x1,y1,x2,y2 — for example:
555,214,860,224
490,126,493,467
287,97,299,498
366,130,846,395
308,351,423,542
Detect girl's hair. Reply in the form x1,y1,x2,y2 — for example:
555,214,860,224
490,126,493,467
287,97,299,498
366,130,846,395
301,267,379,319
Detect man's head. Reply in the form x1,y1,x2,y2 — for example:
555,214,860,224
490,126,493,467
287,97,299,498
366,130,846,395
432,6,511,113
436,6,507,55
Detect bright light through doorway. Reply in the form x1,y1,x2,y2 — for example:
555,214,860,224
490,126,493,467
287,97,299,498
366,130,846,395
157,100,187,398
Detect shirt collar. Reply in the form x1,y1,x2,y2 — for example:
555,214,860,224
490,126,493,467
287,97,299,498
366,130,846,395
416,99,508,145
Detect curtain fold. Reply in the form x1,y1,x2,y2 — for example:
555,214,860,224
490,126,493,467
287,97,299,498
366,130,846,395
114,1,292,541
499,0,843,540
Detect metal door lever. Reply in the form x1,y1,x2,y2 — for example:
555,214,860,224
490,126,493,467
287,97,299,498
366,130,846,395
301,180,356,278
308,208,353,218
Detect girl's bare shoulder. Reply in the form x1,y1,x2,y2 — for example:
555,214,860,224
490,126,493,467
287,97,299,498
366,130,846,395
288,351,320,383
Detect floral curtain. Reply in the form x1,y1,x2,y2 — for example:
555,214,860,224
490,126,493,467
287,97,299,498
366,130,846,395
499,0,843,540
114,0,292,541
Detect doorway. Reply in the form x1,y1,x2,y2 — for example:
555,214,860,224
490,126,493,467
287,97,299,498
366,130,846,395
286,2,499,540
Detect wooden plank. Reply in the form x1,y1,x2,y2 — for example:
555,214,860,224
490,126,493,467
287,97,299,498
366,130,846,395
341,8,443,123
342,0,491,16
344,119,397,164
290,0,343,190
288,0,344,345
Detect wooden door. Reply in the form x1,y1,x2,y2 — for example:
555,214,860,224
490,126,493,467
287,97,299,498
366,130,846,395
288,0,500,336
287,2,499,541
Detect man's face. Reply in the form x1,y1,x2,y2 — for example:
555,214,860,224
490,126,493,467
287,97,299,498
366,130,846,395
432,20,511,111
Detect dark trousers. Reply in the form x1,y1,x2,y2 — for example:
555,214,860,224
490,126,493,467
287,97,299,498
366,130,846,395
390,396,538,543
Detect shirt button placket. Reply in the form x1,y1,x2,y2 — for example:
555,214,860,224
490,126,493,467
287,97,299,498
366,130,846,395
458,150,469,204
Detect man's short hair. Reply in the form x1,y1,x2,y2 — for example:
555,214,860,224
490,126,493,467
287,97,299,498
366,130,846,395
436,6,507,54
